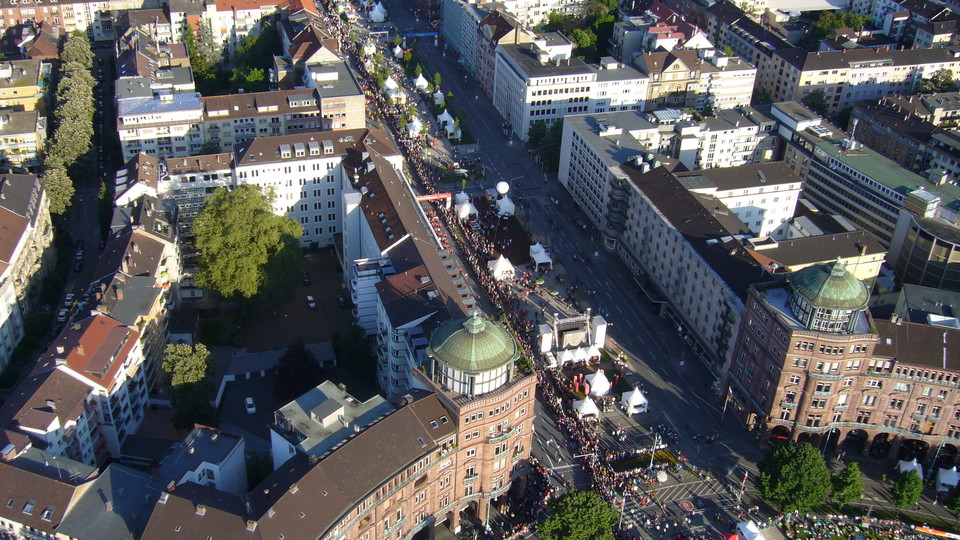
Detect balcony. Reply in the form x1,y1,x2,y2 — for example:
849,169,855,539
780,401,797,409
834,405,849,410
463,474,479,484
813,391,832,397
810,371,843,381
487,426,517,444
494,448,509,459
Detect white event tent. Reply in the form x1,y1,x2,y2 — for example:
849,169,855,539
621,388,648,414
530,243,553,270
488,255,515,281
938,467,959,492
496,197,515,216
574,398,600,418
586,369,610,396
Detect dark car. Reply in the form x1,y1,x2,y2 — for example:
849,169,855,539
73,261,82,273
75,239,84,250
303,273,312,286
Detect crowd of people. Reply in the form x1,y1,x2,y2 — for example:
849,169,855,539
782,514,936,539
319,5,946,539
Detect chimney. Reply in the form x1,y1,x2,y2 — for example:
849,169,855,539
105,500,113,511
45,399,56,411
116,288,124,300
75,344,85,355
861,244,868,255
195,504,206,516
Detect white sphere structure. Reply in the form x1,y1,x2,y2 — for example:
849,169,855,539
496,181,510,195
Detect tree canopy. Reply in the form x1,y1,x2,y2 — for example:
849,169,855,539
274,341,324,402
542,0,616,62
757,441,832,512
831,462,864,506
813,11,868,36
39,166,75,215
193,185,303,306
528,119,565,172
538,489,618,540
892,470,923,508
802,89,830,116
918,68,958,94
162,343,218,430
61,31,94,69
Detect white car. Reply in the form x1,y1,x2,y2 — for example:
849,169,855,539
307,295,316,310
56,309,69,323
244,397,256,415
63,293,75,307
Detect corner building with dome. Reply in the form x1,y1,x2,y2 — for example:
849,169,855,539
728,259,960,461
411,313,537,534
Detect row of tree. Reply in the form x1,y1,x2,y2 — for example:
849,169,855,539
41,31,97,214
527,119,564,172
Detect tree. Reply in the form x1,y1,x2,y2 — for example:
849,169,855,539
162,343,218,430
60,31,94,69
757,441,832,512
569,29,598,58
947,485,960,515
39,166,75,214
193,185,303,305
433,72,442,89
723,45,735,57
527,120,548,151
198,141,221,154
538,489,618,540
892,470,923,508
918,68,957,93
813,11,867,37
332,323,371,378
274,341,324,402
246,451,273,490
831,462,864,506
802,89,830,116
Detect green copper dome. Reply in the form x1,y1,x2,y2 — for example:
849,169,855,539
789,258,869,311
427,313,519,374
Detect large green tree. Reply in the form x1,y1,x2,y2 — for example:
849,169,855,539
802,89,830,116
39,166,75,215
538,489,618,540
918,68,957,93
757,441,832,512
162,343,218,430
813,11,867,37
193,185,302,305
831,461,864,506
892,470,923,508
60,31,94,70
274,341,324,402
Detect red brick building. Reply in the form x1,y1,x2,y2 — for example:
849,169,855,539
728,259,960,463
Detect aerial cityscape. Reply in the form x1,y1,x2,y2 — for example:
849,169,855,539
5,0,960,538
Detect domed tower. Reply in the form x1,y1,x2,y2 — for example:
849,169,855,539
426,313,519,398
787,258,869,333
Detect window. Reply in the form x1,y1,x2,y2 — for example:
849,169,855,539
855,411,871,424
789,375,801,385
894,383,910,392
466,449,476,458
862,395,876,406
810,399,827,409
865,379,881,388
814,383,832,394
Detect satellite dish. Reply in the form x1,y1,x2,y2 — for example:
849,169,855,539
496,181,510,195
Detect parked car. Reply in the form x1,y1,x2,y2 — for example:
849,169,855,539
75,239,84,250
74,250,84,261
63,293,75,307
73,261,82,273
307,295,317,310
244,397,256,415
56,309,68,323
302,273,312,286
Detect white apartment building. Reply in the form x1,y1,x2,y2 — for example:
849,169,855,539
670,107,780,170
675,163,803,238
441,0,488,77
203,0,279,58
40,315,148,460
495,0,582,26
0,269,21,374
0,110,45,170
0,0,162,41
770,47,960,113
117,93,204,161
635,49,756,112
233,132,364,248
493,36,649,141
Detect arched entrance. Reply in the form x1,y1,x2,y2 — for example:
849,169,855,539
936,444,959,470
842,429,869,455
899,439,930,462
797,432,820,448
768,425,791,445
870,433,891,458
822,428,841,455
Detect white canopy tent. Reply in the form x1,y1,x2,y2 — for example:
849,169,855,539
898,459,923,480
573,398,600,418
406,118,422,138
938,467,959,492
586,369,611,396
392,45,403,58
454,191,470,205
369,2,387,22
496,196,515,216
530,243,553,269
433,91,445,105
488,255,515,281
361,42,377,57
414,73,429,90
621,388,648,414
559,349,576,364
736,521,765,540
437,109,454,128
587,345,602,359
384,76,398,91
456,200,478,220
